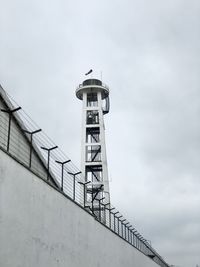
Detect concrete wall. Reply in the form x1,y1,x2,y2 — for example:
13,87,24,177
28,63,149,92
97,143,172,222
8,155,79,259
0,149,159,267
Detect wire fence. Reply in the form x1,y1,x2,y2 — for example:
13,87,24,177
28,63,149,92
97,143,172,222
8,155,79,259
0,89,169,267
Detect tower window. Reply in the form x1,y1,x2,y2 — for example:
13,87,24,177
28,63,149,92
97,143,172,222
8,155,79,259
86,127,100,143
87,93,98,107
86,165,103,182
87,111,99,124
86,145,101,162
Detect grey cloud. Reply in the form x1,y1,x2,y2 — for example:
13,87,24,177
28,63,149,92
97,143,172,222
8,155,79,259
0,0,200,266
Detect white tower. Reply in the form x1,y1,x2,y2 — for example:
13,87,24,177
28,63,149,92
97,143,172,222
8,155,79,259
76,78,110,215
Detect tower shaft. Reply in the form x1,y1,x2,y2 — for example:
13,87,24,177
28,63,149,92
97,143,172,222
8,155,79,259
76,79,110,212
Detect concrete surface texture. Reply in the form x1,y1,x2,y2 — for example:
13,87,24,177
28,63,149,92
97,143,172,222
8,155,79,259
0,148,160,267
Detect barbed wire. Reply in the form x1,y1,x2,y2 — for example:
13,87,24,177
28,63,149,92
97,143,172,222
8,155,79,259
0,88,169,267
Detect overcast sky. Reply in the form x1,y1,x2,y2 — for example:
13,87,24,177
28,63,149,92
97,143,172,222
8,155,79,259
1,0,200,266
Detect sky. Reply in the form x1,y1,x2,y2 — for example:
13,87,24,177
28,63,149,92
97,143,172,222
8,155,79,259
0,0,200,266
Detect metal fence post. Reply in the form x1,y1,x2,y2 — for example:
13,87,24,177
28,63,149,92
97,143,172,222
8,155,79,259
129,227,135,245
117,216,123,235
121,219,126,239
132,230,137,247
78,181,91,208
41,146,58,180
127,226,133,243
55,160,71,191
23,129,42,168
109,208,115,229
98,197,105,222
1,107,21,152
67,171,81,201
124,222,129,240
112,211,119,233
102,202,110,227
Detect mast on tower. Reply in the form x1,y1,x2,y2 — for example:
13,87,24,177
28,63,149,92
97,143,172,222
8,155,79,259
76,78,110,217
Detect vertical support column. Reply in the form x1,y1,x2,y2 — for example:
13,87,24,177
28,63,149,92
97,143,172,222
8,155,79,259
81,92,87,177
97,91,110,205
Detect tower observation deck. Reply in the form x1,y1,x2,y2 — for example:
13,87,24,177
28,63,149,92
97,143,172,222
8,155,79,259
76,78,110,216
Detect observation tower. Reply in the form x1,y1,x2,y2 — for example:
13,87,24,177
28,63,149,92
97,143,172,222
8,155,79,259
76,78,110,214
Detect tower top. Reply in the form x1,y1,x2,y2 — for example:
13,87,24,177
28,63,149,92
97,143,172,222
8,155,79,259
76,78,109,100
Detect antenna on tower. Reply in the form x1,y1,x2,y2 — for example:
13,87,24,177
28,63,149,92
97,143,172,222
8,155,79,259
85,69,93,76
